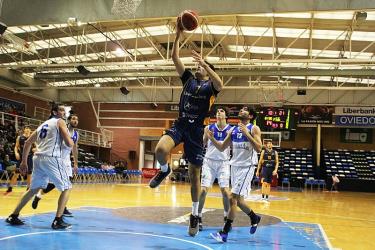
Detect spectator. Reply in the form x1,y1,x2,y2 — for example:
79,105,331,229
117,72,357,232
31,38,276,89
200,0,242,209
331,174,340,192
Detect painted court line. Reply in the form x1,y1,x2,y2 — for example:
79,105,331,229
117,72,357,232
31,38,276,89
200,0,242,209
0,230,213,250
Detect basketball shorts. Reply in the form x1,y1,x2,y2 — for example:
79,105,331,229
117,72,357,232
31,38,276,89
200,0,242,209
64,159,73,178
30,155,72,191
164,120,204,166
201,158,230,188
231,165,256,197
261,166,274,183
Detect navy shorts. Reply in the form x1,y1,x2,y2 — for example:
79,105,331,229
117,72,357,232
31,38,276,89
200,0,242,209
164,120,204,167
17,154,34,174
261,166,274,183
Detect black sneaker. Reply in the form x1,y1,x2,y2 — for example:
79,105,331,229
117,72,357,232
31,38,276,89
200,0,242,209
250,214,261,234
3,187,12,196
51,218,72,230
32,196,41,209
188,214,199,236
63,207,73,217
149,166,171,188
5,215,24,225
198,216,203,231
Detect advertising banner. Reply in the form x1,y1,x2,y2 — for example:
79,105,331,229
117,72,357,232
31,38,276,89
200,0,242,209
335,115,375,127
299,106,333,124
335,107,375,116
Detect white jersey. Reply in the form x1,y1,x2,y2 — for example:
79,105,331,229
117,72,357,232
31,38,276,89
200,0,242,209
61,128,79,161
35,117,64,158
229,123,258,167
205,123,232,161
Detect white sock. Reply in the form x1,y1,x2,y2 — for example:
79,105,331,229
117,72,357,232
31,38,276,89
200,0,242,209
36,190,42,198
160,163,169,172
224,211,228,217
192,202,199,216
198,212,203,217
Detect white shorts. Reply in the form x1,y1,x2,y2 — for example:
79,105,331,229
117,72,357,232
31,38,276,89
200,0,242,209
64,159,73,177
30,155,72,192
201,158,230,188
230,165,256,197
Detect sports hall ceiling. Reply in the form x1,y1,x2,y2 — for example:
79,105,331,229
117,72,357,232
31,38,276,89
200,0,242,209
0,0,375,105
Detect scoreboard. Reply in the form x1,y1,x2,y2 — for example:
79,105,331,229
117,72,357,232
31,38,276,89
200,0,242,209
258,108,298,130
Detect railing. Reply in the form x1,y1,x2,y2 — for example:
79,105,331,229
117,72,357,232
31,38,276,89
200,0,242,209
0,111,113,148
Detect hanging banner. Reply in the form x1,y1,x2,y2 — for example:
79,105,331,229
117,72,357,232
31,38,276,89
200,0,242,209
299,106,333,124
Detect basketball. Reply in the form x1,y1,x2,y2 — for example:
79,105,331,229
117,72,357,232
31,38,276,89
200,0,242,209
178,10,199,31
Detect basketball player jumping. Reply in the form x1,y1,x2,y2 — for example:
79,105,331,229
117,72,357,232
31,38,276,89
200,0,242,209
5,103,74,229
32,112,79,217
207,107,263,243
198,107,231,231
256,141,279,202
148,18,223,236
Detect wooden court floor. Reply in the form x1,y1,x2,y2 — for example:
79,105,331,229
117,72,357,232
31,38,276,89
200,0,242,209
1,181,374,250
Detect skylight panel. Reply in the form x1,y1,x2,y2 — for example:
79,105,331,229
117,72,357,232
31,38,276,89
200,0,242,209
311,49,340,58
240,27,272,37
205,25,237,35
143,25,169,36
314,11,354,20
312,29,346,40
276,28,309,38
351,31,375,42
281,48,308,56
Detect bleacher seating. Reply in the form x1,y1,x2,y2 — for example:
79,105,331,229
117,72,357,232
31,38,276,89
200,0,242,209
278,148,315,182
323,149,375,181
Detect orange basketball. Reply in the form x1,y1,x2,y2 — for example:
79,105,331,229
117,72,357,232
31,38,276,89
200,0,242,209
178,10,199,31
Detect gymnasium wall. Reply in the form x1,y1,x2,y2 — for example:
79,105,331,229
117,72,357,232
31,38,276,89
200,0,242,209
0,87,50,116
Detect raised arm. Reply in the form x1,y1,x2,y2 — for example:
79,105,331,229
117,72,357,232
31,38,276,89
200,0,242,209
171,23,185,77
191,50,223,92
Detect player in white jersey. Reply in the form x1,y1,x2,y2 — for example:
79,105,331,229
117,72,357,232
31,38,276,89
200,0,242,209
207,106,263,243
5,103,74,230
198,107,231,231
31,112,79,217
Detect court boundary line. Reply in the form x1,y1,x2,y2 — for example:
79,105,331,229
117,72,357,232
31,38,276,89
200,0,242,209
0,230,213,250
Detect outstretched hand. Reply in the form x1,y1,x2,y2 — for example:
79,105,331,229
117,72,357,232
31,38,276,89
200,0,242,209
192,50,205,66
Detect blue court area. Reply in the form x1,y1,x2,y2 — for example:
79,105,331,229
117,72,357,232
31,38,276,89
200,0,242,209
0,207,331,250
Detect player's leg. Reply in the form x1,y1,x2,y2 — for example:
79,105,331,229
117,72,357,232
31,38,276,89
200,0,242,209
32,182,56,209
218,160,231,220
198,159,215,231
149,132,179,188
4,166,18,195
184,126,204,236
6,156,48,226
45,157,72,229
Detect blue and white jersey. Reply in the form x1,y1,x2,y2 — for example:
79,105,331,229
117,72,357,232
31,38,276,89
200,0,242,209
230,123,258,167
205,123,232,161
35,117,63,158
61,129,79,161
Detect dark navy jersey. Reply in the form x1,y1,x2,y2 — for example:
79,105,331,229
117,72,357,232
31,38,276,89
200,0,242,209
178,70,219,126
18,135,32,156
263,149,276,168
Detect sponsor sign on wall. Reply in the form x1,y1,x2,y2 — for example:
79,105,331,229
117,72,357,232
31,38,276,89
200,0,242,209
340,128,373,143
335,107,375,116
335,115,375,127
